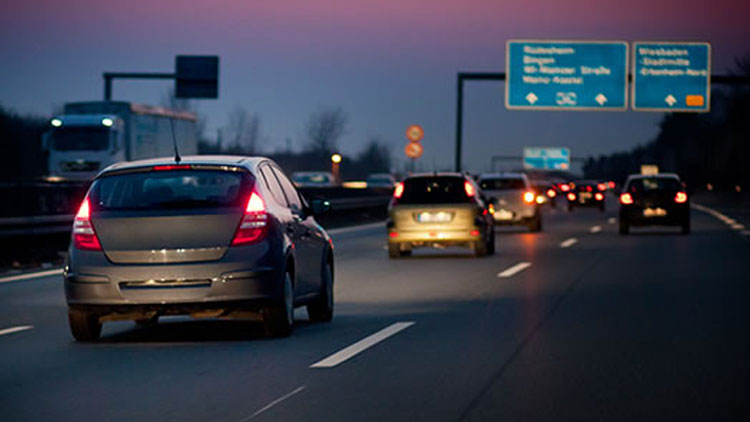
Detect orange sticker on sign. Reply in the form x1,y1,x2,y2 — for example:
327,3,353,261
686,95,705,107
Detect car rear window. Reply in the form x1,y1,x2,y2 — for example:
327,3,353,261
479,178,525,190
399,176,473,205
627,177,681,193
90,170,251,210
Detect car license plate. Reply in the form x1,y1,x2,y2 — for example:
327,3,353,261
643,208,667,217
496,209,514,220
415,211,454,223
581,192,592,199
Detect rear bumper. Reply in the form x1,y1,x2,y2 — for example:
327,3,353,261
388,228,482,245
619,205,689,226
491,205,537,223
65,242,284,312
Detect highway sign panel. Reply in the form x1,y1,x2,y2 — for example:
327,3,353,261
523,147,571,170
632,42,710,112
406,125,424,142
506,40,628,110
404,142,424,159
176,55,219,99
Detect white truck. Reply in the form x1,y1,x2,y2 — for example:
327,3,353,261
44,101,198,181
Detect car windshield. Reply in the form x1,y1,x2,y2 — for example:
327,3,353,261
480,178,525,190
627,177,681,193
399,176,472,204
90,170,251,210
51,126,110,151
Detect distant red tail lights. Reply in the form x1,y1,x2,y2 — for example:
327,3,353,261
464,181,476,197
393,182,404,199
597,183,607,191
523,191,536,204
674,191,688,203
546,188,556,198
231,192,268,245
620,193,634,205
567,192,576,201
595,192,604,201
73,196,102,251
560,184,570,192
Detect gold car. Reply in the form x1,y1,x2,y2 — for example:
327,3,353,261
387,173,495,258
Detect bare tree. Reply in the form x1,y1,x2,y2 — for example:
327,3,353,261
225,106,261,154
305,106,348,155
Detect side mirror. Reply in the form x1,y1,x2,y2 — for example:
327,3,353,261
310,198,332,216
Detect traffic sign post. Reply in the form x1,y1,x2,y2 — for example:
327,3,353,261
632,42,710,112
523,147,571,170
506,40,628,110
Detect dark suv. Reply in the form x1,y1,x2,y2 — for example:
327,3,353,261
618,173,690,235
64,156,334,341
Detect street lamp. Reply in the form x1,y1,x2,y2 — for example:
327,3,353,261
331,153,342,164
331,153,342,183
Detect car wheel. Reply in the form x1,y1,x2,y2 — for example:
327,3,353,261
307,264,334,322
473,238,488,257
619,219,630,235
68,308,101,342
528,215,542,232
486,230,496,255
681,219,691,235
263,271,294,337
388,243,401,258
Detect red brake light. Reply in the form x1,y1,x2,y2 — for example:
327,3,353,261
73,197,102,251
560,184,570,192
595,192,604,201
546,188,556,198
597,183,607,191
567,192,576,201
464,181,475,197
608,181,616,189
152,164,191,171
674,191,688,203
620,193,634,205
231,192,268,246
523,191,535,204
393,182,404,199
586,186,592,192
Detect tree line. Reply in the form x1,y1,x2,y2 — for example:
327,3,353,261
583,54,750,191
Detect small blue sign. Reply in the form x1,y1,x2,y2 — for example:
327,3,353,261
632,42,710,112
506,40,628,110
523,147,571,170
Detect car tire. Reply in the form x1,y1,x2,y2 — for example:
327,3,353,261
486,230,496,255
307,264,334,322
388,243,401,258
263,271,294,338
619,219,630,235
528,215,542,232
681,219,691,235
68,308,101,342
473,238,488,257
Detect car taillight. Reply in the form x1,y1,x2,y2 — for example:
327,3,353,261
586,186,592,192
523,191,535,204
597,183,607,191
608,181,616,189
231,192,268,246
152,164,192,171
546,188,556,198
464,181,475,197
73,196,102,251
595,192,604,201
674,191,688,203
560,184,570,192
393,182,404,199
620,193,634,205
567,192,576,201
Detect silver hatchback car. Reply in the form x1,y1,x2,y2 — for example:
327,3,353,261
64,156,334,341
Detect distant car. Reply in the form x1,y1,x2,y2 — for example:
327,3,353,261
478,173,542,232
532,182,558,207
366,173,397,190
64,156,334,341
618,173,690,235
566,180,606,212
291,171,337,188
387,173,495,257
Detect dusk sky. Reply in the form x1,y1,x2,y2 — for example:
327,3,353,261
2,0,749,172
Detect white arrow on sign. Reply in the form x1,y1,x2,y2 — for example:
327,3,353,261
665,94,677,107
595,93,607,106
526,92,538,105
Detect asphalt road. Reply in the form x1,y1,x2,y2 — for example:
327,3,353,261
1,198,749,421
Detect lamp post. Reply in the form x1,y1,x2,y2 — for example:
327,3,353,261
331,153,342,184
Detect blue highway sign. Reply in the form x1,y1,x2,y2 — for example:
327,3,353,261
632,42,710,112
506,40,628,110
523,147,571,170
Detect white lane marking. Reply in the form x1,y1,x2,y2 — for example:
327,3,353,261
327,221,384,236
607,217,616,224
0,269,63,284
240,385,306,421
0,325,33,337
590,225,602,233
310,322,415,368
559,238,578,248
497,262,532,278
731,224,745,230
692,203,748,234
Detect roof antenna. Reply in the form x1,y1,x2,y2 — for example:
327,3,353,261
169,117,181,163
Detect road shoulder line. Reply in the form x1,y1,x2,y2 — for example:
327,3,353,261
0,268,63,284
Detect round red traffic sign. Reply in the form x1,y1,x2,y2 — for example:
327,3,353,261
404,142,424,159
406,125,424,142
